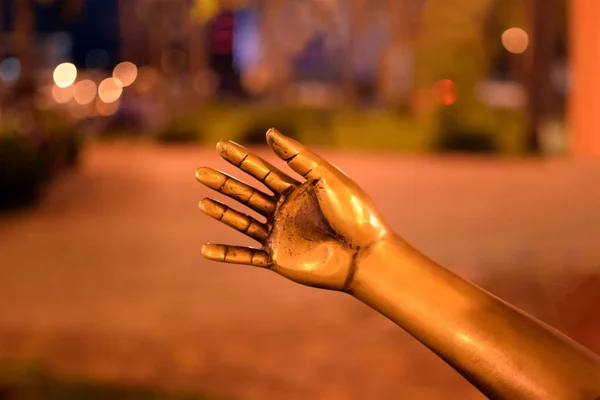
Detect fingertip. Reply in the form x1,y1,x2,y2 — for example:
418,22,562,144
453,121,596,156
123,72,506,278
199,198,226,218
195,167,225,188
198,197,211,211
195,166,209,181
201,243,225,261
266,128,298,161
215,140,226,153
218,140,247,164
265,127,282,146
201,244,214,260
266,127,279,137
200,243,210,258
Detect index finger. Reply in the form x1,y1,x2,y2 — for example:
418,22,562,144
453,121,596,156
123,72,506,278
265,128,340,180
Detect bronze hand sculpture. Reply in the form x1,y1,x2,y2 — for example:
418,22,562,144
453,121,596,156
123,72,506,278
196,129,600,400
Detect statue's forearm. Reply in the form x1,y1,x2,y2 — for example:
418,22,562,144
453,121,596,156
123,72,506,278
350,235,600,400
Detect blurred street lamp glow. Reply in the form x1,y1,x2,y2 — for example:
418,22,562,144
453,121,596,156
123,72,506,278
98,77,123,103
113,61,138,87
502,28,529,54
53,63,77,88
52,84,74,104
73,79,97,105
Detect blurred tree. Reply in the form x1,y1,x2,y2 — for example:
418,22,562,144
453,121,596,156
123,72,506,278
523,0,561,153
54,0,84,20
139,0,192,69
486,0,564,153
419,0,564,153
11,0,84,112
483,0,525,79
340,0,366,108
14,0,84,87
378,0,423,110
257,0,292,104
13,0,36,102
188,0,215,83
415,0,495,128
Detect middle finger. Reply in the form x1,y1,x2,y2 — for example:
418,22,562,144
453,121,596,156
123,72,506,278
196,167,276,217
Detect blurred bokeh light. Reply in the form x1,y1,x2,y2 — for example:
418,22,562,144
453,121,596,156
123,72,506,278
433,79,457,106
502,28,530,54
51,84,74,104
113,61,138,87
53,62,78,88
73,79,97,105
98,77,123,103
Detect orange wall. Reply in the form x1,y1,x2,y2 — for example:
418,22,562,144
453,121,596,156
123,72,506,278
569,0,600,156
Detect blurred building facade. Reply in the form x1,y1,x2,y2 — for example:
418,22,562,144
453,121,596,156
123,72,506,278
116,0,429,108
1,0,598,155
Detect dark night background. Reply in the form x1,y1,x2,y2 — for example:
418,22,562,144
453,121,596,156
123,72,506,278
1,0,120,68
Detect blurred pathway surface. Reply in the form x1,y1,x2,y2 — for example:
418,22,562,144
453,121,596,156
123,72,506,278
1,143,600,399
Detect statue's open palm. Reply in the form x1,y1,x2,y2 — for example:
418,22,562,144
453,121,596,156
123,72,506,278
196,129,389,291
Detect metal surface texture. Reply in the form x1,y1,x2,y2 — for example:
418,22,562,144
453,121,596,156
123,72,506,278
196,128,600,399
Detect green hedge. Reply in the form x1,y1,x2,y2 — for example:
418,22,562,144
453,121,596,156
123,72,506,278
435,104,528,154
155,104,528,154
0,133,45,209
0,111,83,210
0,361,220,400
155,105,434,152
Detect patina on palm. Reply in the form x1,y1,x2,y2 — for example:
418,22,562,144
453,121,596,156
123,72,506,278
196,128,389,291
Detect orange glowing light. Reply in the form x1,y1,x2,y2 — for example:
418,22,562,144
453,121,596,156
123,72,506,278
52,84,74,104
502,28,529,54
73,79,97,105
53,63,77,88
433,79,457,106
113,61,138,87
98,77,123,103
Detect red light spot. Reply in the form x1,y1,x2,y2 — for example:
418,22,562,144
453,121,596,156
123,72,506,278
433,79,457,105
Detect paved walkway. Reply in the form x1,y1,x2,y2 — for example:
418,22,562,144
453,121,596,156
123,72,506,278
1,143,599,399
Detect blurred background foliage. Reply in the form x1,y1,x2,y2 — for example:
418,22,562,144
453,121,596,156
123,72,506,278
0,0,573,222
0,360,220,400
0,0,569,211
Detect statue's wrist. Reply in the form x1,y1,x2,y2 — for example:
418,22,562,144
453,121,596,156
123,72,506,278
347,233,413,297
